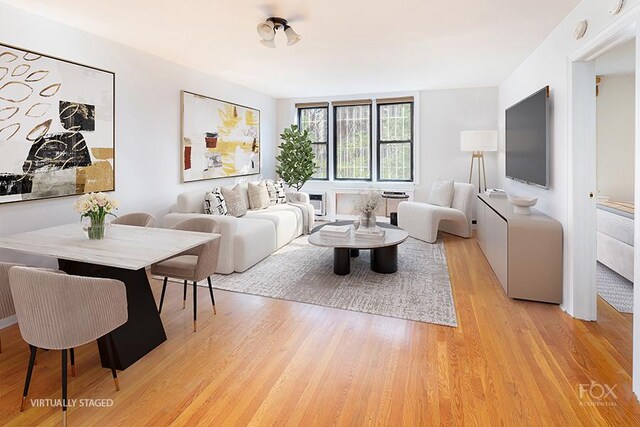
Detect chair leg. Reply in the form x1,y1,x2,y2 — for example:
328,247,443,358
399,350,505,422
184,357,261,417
104,333,120,391
207,276,216,315
158,277,168,314
193,281,197,332
21,345,37,412
61,349,68,427
183,280,187,309
69,348,76,377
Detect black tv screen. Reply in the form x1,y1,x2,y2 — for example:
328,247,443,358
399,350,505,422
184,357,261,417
505,86,549,188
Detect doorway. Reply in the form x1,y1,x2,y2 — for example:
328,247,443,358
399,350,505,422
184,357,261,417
568,15,640,395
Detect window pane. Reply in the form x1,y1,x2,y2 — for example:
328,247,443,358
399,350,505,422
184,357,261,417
299,108,327,143
312,144,328,179
380,143,411,181
335,105,371,180
380,103,412,142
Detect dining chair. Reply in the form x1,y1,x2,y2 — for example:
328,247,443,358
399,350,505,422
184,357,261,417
151,217,221,332
111,212,156,227
0,262,21,353
9,267,127,427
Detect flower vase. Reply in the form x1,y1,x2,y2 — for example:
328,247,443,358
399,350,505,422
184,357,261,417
87,217,107,240
360,212,377,229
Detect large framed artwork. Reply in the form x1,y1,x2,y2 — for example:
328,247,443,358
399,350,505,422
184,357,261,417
0,43,115,205
181,90,260,182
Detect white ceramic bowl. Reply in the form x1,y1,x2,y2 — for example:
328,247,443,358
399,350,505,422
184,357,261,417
507,196,538,215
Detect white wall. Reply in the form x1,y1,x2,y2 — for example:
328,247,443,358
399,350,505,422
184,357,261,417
596,74,635,202
277,87,498,217
498,0,640,397
0,3,277,267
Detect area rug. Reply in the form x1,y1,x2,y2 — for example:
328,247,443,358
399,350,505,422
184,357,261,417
211,236,458,327
597,262,634,314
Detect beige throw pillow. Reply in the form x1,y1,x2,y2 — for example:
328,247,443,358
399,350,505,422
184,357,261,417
248,181,271,210
221,185,247,217
427,180,455,207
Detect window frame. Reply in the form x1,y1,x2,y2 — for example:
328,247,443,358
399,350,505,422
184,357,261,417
332,103,373,181
376,101,414,182
297,106,330,181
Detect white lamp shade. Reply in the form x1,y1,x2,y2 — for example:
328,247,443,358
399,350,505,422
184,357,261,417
260,39,276,48
257,21,275,40
284,26,302,45
460,130,498,152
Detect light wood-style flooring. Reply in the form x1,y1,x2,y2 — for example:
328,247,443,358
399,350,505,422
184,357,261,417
1,234,639,426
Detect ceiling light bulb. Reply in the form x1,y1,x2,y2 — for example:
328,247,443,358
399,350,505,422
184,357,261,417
257,21,275,41
260,39,276,48
284,26,302,46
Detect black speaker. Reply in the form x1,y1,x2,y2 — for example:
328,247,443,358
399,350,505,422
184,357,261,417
390,212,398,226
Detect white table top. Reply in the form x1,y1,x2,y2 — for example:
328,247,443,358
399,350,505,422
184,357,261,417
308,225,408,249
0,223,218,270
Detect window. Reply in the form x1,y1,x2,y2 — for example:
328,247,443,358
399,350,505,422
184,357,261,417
334,104,372,180
298,106,329,179
377,102,413,181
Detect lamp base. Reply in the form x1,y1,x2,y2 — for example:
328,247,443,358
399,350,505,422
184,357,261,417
468,151,488,193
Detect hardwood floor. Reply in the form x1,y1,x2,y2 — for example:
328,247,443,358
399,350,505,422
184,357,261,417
1,234,639,426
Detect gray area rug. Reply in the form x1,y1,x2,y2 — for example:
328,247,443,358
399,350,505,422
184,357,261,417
597,262,634,314
210,236,458,327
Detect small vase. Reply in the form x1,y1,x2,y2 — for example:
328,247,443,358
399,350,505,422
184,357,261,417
86,217,109,240
360,212,377,229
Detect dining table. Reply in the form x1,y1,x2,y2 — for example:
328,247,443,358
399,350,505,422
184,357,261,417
0,223,218,370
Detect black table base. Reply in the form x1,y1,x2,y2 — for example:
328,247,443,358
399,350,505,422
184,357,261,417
332,246,399,275
58,260,167,370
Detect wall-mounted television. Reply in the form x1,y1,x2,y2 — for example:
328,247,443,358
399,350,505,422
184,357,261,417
505,86,550,188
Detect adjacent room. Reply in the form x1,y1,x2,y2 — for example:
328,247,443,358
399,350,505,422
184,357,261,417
595,39,636,315
1,0,640,426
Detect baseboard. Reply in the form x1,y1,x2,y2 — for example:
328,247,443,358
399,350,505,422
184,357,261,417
0,315,17,330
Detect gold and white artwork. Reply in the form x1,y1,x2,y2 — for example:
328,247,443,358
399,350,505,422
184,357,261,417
181,90,260,182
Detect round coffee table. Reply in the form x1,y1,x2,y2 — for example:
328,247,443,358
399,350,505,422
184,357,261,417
308,221,409,275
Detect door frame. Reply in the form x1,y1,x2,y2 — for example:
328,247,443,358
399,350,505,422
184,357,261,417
567,10,639,395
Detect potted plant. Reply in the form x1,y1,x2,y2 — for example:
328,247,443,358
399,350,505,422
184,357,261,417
276,124,316,191
75,192,119,240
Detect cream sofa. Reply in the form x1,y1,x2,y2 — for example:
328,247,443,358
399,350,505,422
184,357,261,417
163,185,314,274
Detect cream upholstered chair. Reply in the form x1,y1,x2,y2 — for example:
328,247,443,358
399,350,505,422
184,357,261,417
111,212,156,227
9,267,127,426
151,218,221,332
398,182,474,243
0,262,21,353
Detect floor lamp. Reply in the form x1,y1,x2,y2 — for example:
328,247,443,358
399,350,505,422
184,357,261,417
460,131,498,193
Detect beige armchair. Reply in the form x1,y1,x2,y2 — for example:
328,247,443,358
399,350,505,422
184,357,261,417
398,182,474,243
151,218,221,332
111,212,156,227
9,267,127,426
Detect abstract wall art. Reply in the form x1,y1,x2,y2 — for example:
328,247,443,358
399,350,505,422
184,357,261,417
0,43,115,204
181,90,260,182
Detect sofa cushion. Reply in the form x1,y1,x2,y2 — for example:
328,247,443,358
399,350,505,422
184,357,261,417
246,205,302,249
248,181,270,210
427,180,454,207
233,219,277,272
266,180,287,205
221,185,247,217
204,188,228,215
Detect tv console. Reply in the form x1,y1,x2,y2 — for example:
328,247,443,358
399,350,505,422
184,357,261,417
476,194,562,304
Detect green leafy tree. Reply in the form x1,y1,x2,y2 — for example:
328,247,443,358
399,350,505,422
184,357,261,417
276,125,317,191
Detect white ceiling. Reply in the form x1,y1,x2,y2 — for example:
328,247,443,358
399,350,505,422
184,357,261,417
2,0,581,98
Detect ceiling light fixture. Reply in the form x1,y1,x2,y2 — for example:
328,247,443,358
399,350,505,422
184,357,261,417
257,17,302,47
